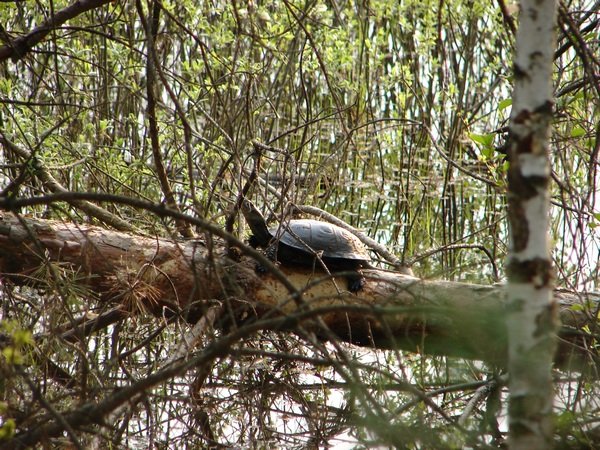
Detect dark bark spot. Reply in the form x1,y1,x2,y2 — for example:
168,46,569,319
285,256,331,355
531,50,543,60
516,133,533,154
527,175,549,189
513,63,528,80
506,257,553,286
535,100,553,115
513,108,531,124
534,301,559,338
506,129,535,199
507,194,529,252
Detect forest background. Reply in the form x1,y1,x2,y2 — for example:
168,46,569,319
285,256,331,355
0,0,599,448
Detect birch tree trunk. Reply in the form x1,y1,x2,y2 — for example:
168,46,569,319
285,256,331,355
506,0,558,448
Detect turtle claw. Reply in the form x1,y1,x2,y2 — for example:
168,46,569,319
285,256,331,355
254,259,279,275
347,275,366,293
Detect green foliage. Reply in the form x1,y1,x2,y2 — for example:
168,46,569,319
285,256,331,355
0,320,33,366
498,98,512,110
469,133,496,159
0,418,15,441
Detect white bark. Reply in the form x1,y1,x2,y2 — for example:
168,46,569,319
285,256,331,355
506,0,558,449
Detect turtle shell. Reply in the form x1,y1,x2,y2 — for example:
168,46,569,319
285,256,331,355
270,219,370,261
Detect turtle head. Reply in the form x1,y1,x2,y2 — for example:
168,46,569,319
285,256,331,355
241,199,271,247
240,199,260,217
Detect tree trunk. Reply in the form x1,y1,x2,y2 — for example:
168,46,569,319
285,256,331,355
506,0,559,448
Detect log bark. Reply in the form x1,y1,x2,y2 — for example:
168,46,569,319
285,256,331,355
0,213,596,371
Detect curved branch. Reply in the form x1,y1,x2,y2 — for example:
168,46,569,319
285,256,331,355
0,0,114,63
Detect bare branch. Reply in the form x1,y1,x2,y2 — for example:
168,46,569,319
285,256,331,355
0,0,114,63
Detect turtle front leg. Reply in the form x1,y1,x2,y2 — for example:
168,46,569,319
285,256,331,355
346,272,366,293
254,244,278,274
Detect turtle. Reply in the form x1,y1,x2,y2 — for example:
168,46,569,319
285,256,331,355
241,200,371,292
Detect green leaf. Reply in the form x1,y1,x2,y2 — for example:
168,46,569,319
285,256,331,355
555,411,575,432
469,133,495,148
570,126,586,138
0,419,15,441
499,98,512,110
12,329,33,347
2,347,23,365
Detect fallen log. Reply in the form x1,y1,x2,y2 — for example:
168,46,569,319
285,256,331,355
0,212,596,371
